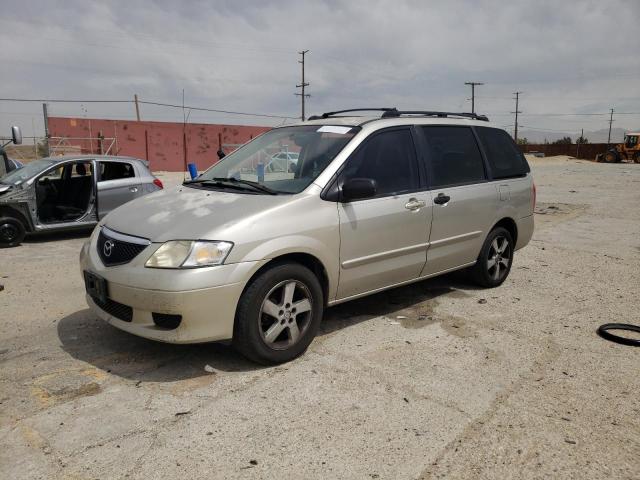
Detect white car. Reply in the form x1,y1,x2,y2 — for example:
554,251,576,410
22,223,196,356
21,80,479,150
266,152,299,173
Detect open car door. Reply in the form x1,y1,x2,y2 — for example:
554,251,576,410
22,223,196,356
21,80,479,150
35,159,98,228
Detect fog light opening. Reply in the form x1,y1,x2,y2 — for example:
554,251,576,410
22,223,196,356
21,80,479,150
152,312,182,330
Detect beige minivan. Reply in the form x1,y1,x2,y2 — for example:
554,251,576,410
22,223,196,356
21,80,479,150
80,108,535,364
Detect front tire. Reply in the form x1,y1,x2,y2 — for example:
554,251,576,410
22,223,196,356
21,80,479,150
233,262,323,364
634,152,640,164
0,217,26,248
471,227,514,288
604,150,619,163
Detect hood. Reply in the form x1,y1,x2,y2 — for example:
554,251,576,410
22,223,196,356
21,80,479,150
103,185,292,242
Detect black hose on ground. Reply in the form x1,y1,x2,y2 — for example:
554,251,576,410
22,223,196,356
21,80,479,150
597,323,640,347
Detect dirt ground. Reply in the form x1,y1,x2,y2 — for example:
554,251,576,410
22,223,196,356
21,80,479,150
0,156,638,479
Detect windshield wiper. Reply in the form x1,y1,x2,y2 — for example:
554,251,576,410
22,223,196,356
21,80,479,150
183,178,277,195
183,179,250,191
212,177,278,195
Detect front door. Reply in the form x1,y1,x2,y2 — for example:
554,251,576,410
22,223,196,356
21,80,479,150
336,127,431,299
417,126,497,275
35,160,98,227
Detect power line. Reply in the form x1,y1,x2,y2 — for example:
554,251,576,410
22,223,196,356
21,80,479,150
486,112,640,117
0,97,296,119
477,95,640,101
519,125,583,133
139,101,296,119
2,99,638,117
1,98,637,122
0,98,132,103
523,112,640,116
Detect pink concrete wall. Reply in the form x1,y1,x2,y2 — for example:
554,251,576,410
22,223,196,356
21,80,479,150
47,117,271,172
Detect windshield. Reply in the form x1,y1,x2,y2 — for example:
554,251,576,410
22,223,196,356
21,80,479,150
194,125,360,194
0,158,58,185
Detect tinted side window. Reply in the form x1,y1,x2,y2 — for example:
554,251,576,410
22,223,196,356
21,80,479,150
421,126,486,187
99,161,135,182
342,129,418,197
476,127,530,179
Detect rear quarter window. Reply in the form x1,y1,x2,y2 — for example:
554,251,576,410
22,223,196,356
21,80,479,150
476,127,530,179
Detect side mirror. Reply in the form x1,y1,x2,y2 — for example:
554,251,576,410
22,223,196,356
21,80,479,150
11,126,22,145
341,177,377,202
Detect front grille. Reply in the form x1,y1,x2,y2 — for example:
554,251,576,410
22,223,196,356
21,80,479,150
97,228,149,267
93,296,133,322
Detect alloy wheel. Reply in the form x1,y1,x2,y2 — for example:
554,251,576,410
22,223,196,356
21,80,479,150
487,236,511,281
259,280,313,350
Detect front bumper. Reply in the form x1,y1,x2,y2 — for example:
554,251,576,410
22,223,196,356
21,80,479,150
84,282,244,343
80,233,265,344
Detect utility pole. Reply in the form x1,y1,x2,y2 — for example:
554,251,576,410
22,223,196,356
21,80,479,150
607,108,614,147
32,117,37,157
464,81,484,113
134,94,141,121
295,50,310,121
512,91,523,143
576,128,583,158
42,103,50,157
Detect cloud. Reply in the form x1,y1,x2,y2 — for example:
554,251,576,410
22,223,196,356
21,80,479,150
0,0,638,137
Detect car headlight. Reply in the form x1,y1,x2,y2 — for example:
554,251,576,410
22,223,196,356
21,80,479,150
145,241,233,269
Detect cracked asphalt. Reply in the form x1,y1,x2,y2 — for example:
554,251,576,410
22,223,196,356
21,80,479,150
1,157,639,479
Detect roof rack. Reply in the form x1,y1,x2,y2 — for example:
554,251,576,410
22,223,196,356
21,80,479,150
384,110,489,121
307,108,398,120
307,107,489,122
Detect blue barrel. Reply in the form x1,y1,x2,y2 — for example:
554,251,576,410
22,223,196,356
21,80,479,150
256,162,265,183
187,163,198,179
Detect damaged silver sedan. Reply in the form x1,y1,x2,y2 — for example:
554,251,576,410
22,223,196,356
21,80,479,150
0,154,163,247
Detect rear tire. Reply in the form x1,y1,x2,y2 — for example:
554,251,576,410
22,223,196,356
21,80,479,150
233,262,323,364
471,227,514,288
0,217,26,248
634,152,640,164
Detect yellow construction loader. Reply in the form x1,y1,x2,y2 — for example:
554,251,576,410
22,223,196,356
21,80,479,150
597,132,640,163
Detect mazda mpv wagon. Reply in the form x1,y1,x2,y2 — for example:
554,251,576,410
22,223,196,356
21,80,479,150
80,108,535,364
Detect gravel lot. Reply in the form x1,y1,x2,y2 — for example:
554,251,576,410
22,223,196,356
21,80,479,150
1,157,638,479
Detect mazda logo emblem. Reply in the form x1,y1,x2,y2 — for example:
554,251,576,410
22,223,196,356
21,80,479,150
103,240,115,257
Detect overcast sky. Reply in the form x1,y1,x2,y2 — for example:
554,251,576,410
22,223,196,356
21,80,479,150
1,0,639,139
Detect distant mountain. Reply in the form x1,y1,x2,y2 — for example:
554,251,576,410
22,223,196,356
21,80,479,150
517,127,634,144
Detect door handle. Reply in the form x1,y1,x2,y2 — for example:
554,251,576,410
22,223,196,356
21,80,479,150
433,193,450,205
129,186,138,193
405,198,427,211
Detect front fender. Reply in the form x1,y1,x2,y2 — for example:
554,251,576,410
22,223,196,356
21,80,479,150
0,202,34,231
237,234,339,301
